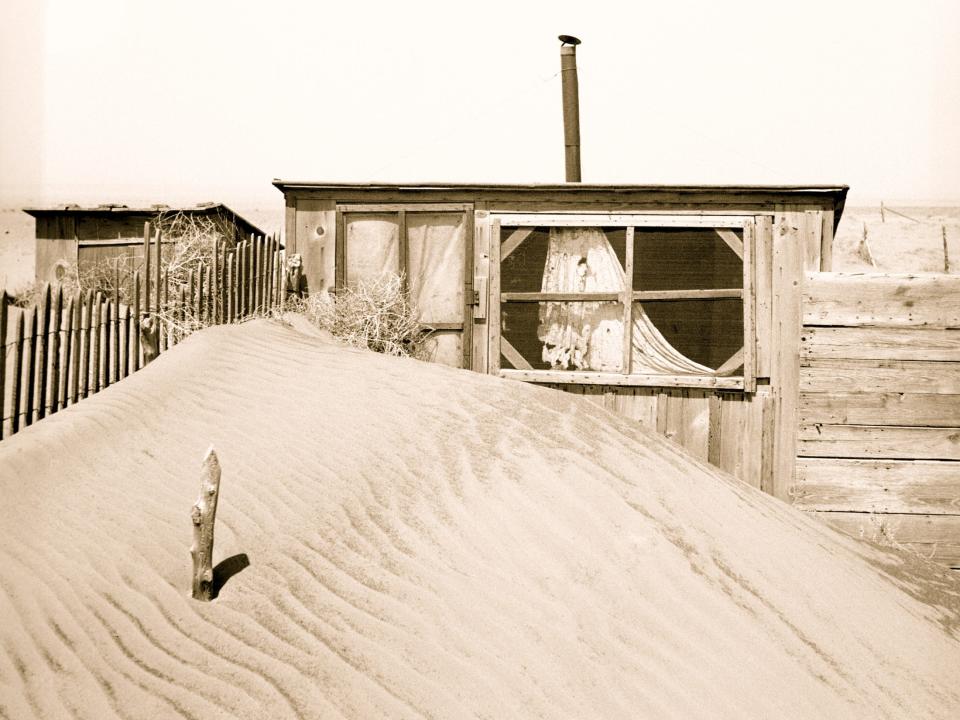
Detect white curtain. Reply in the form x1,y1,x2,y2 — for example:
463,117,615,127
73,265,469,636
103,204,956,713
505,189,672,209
537,227,714,375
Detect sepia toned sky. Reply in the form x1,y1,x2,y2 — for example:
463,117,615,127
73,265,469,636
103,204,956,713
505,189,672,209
1,0,958,208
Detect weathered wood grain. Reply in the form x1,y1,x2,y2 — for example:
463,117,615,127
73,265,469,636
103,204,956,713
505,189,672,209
811,511,960,567
798,424,960,460
800,326,960,361
803,272,960,328
800,392,960,427
800,358,960,394
794,458,960,514
754,216,773,377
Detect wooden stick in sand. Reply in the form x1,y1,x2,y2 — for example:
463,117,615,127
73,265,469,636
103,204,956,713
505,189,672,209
191,445,222,601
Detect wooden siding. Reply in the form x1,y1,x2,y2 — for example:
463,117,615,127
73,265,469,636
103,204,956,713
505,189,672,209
795,271,960,567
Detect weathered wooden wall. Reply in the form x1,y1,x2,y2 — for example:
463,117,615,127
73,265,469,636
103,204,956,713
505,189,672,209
792,272,960,567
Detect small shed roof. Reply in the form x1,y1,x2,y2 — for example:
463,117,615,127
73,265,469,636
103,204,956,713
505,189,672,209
23,202,267,237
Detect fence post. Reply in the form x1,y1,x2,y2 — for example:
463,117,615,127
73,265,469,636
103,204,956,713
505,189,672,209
226,252,234,323
191,445,222,601
81,290,92,398
102,299,112,391
143,222,152,319
132,271,141,372
113,265,121,384
61,294,74,409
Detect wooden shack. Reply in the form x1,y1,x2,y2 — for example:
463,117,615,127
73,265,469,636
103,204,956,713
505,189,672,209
24,203,266,284
274,181,960,567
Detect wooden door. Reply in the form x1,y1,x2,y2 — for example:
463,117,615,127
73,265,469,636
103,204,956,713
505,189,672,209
335,204,475,369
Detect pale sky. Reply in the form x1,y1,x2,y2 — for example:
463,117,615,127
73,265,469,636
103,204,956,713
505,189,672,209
1,0,958,208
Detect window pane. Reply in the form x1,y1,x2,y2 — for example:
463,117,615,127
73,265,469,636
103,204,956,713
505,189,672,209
407,213,464,323
345,214,399,287
501,226,627,293
634,228,742,291
636,299,743,371
502,300,625,372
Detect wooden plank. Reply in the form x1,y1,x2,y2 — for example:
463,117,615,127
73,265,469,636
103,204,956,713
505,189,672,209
501,289,742,302
226,253,234,323
718,394,745,477
143,222,151,320
622,226,635,374
488,219,501,374
285,195,297,255
36,284,50,420
759,386,776,495
707,393,723,466
754,215,773,377
253,238,262,313
0,294,5,438
803,272,960,328
800,392,960,427
680,390,710,462
10,311,24,435
472,212,490,372
462,208,475,370
502,292,620,303
794,458,960,514
800,326,960,361
802,210,822,270
212,241,220,324
819,210,834,272
58,295,72,411
770,206,805,500
798,424,960,460
499,369,745,389
492,213,755,228
154,227,162,315
810,511,960,567
500,227,535,261
714,228,744,259
335,203,472,212
617,388,658,428
742,219,755,392
49,285,63,414
112,275,120,384
800,358,960,394
122,305,130,379
499,336,532,371
335,211,346,292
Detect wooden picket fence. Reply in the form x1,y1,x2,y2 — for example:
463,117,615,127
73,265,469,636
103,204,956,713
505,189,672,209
0,222,285,440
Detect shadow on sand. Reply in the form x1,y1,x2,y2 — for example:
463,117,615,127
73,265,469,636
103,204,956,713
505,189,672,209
211,553,250,599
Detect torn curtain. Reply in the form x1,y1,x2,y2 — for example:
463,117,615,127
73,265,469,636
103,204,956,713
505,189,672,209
537,227,714,375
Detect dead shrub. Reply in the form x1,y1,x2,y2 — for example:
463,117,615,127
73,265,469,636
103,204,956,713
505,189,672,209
297,274,432,359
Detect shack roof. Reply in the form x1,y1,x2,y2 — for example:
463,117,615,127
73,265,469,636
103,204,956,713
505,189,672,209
273,181,849,227
23,202,267,237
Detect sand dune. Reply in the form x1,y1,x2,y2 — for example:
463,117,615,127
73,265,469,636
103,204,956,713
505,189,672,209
1,318,959,719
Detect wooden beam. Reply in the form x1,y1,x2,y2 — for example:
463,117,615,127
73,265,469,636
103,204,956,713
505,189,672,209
715,228,743,259
714,347,744,376
810,511,960,567
502,292,620,303
800,326,960,362
800,358,960,394
622,226,635,374
742,219,755,392
794,458,960,514
491,213,756,228
499,369,745,389
462,207,475,371
500,227,535,261
800,392,960,427
335,203,472,212
488,219,501,375
798,424,960,461
500,289,742,303
500,337,533,370
803,272,960,329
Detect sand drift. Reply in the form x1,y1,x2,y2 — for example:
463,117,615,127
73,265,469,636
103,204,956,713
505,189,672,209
1,319,959,718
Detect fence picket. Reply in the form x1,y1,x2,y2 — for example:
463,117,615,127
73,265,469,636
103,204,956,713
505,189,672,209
71,292,81,405
91,293,102,395
143,222,152,318
36,284,50,421
49,285,63,415
24,307,36,427
81,291,92,398
11,311,24,434
102,298,112,391
132,271,141,372
60,295,74,410
226,253,234,323
113,269,120,384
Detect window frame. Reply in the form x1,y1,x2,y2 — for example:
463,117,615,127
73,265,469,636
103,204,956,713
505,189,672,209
490,213,756,391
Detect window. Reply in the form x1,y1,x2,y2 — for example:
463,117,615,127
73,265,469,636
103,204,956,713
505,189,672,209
492,214,755,390
335,204,474,369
